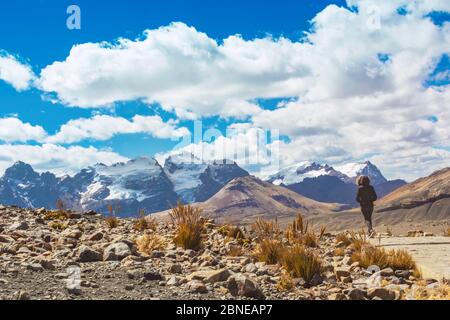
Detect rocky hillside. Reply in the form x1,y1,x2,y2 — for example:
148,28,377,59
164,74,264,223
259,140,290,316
0,205,446,300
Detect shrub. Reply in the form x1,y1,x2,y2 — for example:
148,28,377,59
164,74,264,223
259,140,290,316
252,218,280,240
388,249,416,271
134,209,157,232
277,273,295,292
48,221,68,231
255,238,286,265
407,282,449,300
336,233,352,246
351,246,389,269
444,227,450,237
348,231,368,251
286,214,309,242
333,248,345,256
170,202,205,250
105,216,119,229
136,234,166,255
282,245,323,286
44,210,69,221
302,232,319,248
218,224,246,241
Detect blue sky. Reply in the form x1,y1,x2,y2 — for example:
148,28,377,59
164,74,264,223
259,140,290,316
0,0,449,180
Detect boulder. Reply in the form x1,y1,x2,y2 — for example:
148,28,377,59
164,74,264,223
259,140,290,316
227,274,265,299
78,245,102,263
103,242,131,261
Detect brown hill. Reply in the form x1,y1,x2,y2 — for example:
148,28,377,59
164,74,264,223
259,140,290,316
200,176,343,225
153,176,344,225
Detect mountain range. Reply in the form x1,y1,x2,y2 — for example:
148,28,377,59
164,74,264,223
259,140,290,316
266,161,406,206
0,154,405,217
0,155,248,217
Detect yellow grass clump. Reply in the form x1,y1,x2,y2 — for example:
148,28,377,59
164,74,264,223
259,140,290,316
282,245,323,286
169,202,205,250
255,238,286,265
252,218,280,240
136,234,166,255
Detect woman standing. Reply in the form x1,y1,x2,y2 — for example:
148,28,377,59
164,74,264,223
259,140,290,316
356,176,378,237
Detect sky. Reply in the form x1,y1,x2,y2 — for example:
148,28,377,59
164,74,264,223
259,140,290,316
0,0,449,181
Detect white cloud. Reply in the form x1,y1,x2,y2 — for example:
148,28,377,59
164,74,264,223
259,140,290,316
0,144,128,176
37,22,310,118
0,118,47,143
6,0,450,180
0,52,35,91
46,115,189,144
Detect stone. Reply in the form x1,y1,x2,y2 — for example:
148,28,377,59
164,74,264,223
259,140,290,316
9,221,29,231
380,268,394,277
227,274,265,299
335,267,351,280
367,287,396,300
204,268,231,284
143,270,164,281
27,263,44,272
394,270,410,278
244,263,258,273
103,242,131,261
347,288,367,300
329,293,348,300
187,280,208,294
168,263,182,274
89,232,104,241
78,245,102,263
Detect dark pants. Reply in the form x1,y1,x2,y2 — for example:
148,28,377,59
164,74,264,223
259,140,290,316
361,206,374,233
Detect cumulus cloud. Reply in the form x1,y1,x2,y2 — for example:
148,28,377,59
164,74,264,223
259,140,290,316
0,118,47,143
0,52,35,91
0,144,128,176
46,115,189,144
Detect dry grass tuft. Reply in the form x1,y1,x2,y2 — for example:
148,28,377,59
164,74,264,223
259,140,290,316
348,231,368,251
336,233,352,246
277,273,295,292
136,234,166,255
255,238,286,265
134,210,157,232
333,248,345,256
170,202,205,250
388,249,417,271
407,282,450,300
282,245,323,286
444,227,450,237
286,214,309,241
44,210,69,221
252,218,280,240
48,221,68,231
351,246,390,269
105,216,119,229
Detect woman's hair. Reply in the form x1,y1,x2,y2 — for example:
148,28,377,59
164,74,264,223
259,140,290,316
357,175,371,186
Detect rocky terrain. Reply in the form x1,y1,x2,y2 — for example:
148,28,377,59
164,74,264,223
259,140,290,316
0,205,448,300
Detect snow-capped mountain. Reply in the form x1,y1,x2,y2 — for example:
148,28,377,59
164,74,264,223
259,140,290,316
164,152,249,203
0,154,249,216
266,161,405,207
266,162,349,186
334,161,387,185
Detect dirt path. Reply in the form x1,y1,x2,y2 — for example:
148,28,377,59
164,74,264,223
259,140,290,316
369,236,450,280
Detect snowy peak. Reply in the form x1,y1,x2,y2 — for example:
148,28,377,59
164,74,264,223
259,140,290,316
334,161,387,185
267,161,347,186
163,152,249,203
3,161,40,181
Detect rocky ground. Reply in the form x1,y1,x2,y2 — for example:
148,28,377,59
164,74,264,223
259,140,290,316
0,205,448,300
